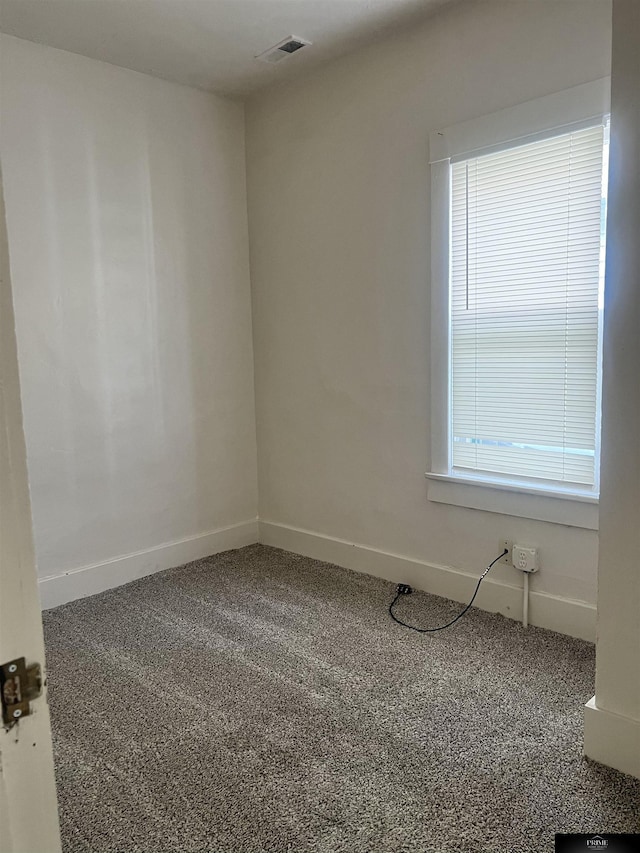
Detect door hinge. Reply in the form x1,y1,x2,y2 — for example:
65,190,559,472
1,657,43,728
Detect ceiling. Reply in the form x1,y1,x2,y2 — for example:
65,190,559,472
0,0,453,98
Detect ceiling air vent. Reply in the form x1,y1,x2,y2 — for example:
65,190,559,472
255,36,312,64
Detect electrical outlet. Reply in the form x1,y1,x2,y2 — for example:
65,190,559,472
513,545,539,573
499,539,512,565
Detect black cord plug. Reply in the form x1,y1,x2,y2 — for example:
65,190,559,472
389,549,507,633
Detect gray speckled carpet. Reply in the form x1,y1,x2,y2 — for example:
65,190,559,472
43,544,639,853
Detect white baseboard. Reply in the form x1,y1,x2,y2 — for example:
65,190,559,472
584,697,640,779
39,519,259,610
39,516,596,642
258,520,596,642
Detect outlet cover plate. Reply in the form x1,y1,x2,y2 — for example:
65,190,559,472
513,544,539,573
499,539,512,565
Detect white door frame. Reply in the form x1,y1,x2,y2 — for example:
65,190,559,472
0,166,61,851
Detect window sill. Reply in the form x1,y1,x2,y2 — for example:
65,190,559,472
425,473,599,530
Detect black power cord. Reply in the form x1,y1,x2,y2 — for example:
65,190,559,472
388,549,508,633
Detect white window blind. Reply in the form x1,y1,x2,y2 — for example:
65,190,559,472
450,123,607,490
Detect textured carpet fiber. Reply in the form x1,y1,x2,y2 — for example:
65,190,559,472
43,544,640,853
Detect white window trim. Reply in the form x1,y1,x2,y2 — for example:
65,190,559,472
427,78,610,530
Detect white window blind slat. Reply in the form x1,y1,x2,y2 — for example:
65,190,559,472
449,123,607,489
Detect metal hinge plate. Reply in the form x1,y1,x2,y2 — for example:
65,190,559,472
1,657,42,727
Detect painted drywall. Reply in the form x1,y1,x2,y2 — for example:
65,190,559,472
0,36,258,581
246,0,612,610
584,0,640,778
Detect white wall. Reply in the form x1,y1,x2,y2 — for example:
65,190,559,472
584,0,640,779
246,0,612,634
0,36,258,596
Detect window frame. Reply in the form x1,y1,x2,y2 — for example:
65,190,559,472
427,79,610,530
